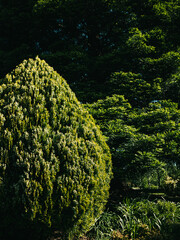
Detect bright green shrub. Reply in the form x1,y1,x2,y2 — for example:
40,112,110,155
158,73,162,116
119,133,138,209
0,57,112,240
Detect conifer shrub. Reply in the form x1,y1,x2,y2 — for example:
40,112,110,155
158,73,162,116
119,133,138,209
0,57,112,240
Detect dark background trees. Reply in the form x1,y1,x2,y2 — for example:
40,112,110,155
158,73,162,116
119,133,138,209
0,0,37,76
1,0,180,103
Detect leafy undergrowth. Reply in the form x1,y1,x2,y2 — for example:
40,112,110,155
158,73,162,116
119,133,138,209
85,198,180,240
48,193,180,240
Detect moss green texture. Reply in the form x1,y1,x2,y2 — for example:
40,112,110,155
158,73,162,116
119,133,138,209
0,57,112,239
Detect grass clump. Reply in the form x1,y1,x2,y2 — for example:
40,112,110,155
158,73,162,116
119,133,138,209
86,198,180,240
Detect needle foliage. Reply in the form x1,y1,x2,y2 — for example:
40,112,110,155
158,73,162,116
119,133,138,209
0,57,112,240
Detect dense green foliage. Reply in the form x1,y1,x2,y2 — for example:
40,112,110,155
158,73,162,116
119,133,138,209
0,57,112,240
86,95,180,188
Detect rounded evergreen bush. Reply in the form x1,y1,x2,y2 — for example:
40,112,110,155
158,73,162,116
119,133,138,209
0,57,112,240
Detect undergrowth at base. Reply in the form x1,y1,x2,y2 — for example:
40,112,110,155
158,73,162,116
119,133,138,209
86,198,180,240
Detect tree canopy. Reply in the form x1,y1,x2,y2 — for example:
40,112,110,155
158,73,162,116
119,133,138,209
86,95,180,187
1,0,180,103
